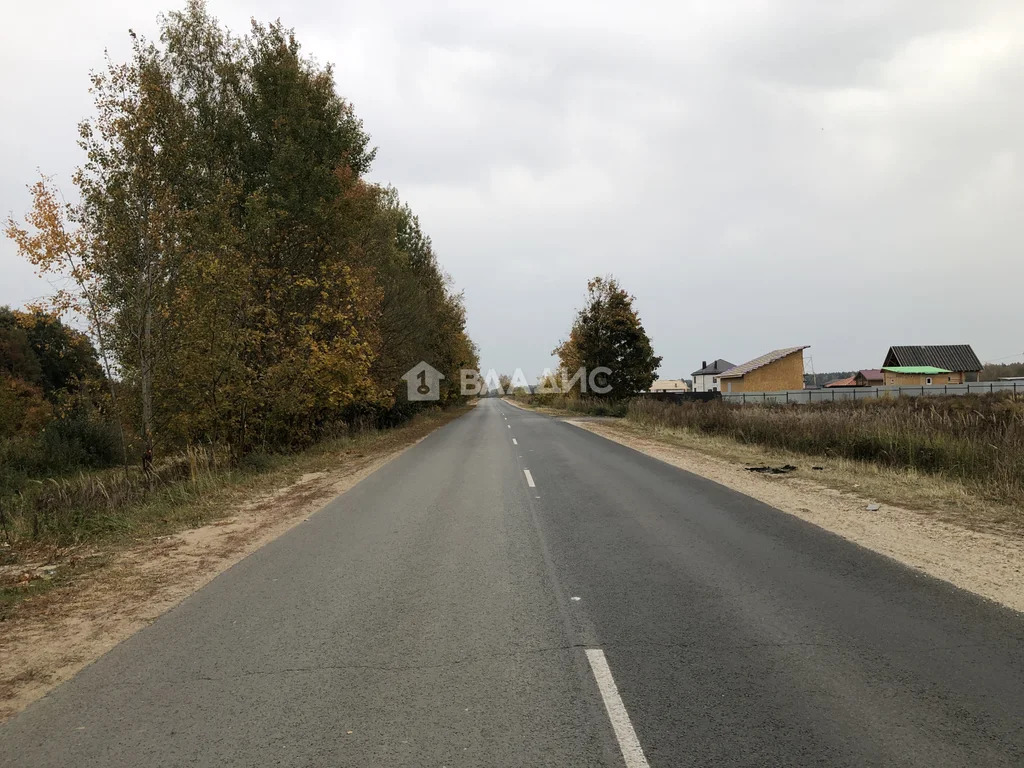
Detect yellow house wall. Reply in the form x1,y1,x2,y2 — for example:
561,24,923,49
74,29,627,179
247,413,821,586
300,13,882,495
722,351,805,393
883,371,965,387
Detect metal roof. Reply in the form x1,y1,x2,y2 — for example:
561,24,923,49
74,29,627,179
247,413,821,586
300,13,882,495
883,345,981,372
691,359,735,376
824,376,858,387
857,369,884,380
718,346,809,379
882,366,952,374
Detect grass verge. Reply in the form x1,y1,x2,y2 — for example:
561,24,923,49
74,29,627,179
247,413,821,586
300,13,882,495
0,405,469,621
507,396,1023,535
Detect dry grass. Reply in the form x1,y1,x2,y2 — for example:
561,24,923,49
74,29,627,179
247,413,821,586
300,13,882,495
626,394,1024,508
608,418,1022,535
2,408,469,549
508,393,628,416
0,407,468,617
511,393,1024,534
1,405,470,721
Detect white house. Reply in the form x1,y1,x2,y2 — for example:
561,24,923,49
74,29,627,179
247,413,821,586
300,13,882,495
691,359,735,393
649,379,689,393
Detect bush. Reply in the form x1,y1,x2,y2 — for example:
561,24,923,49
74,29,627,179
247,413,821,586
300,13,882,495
39,412,123,470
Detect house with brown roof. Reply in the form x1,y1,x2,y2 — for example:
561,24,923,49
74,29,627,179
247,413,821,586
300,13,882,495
882,345,982,383
718,346,809,393
824,376,858,388
854,369,884,387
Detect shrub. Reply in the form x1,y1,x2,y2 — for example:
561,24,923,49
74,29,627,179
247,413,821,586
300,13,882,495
39,412,123,470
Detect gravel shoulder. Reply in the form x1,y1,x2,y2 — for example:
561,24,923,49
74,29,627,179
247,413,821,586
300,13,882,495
564,417,1024,614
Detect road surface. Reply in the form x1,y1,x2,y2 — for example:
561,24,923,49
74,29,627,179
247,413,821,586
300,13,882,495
2,398,1022,766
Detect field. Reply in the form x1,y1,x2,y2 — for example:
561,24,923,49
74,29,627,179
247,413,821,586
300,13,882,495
511,392,1024,508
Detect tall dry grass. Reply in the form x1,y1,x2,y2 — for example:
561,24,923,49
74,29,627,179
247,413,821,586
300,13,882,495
512,393,628,417
2,444,231,544
627,393,1024,502
0,407,458,549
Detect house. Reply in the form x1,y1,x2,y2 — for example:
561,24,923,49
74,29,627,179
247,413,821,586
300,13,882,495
882,345,982,383
718,346,809,393
824,376,858,388
882,366,954,386
649,379,689,393
691,359,735,393
854,369,884,387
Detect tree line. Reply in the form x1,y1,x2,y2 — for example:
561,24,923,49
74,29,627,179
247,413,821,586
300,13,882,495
979,362,1024,381
5,1,477,470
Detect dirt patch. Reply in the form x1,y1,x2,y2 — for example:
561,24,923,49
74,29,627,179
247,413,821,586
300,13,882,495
566,419,1024,614
0,413,462,722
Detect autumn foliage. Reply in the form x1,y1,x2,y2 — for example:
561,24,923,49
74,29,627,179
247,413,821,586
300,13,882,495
5,1,477,464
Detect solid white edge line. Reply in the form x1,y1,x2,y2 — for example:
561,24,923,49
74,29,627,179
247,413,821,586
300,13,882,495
585,649,650,768
523,469,536,488
512,438,518,445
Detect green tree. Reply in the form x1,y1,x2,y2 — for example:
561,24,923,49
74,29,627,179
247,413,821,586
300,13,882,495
0,309,43,387
8,1,477,459
5,309,103,398
554,276,661,399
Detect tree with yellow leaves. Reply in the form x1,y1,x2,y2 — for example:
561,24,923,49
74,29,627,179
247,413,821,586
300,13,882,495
7,1,478,460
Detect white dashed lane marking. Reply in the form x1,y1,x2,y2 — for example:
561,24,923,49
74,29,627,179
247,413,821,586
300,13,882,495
523,469,535,488
586,649,650,768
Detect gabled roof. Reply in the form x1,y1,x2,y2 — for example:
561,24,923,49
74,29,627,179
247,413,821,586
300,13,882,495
883,345,981,372
691,358,735,376
825,376,858,387
719,346,809,379
857,369,884,380
650,379,689,391
882,366,951,375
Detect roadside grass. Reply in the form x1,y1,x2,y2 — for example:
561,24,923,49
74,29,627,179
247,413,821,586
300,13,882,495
626,395,1024,506
593,417,1022,534
509,393,1024,533
506,394,627,417
0,406,468,616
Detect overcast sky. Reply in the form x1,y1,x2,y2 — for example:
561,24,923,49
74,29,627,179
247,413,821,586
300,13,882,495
2,1,1022,378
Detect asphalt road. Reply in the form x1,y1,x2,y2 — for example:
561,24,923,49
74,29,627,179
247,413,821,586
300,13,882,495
2,398,1023,767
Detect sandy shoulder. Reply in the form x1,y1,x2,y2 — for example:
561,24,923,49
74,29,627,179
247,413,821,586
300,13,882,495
0,433,431,722
566,419,1024,614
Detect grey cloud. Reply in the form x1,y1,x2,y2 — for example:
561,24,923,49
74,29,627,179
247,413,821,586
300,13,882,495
2,0,1022,380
